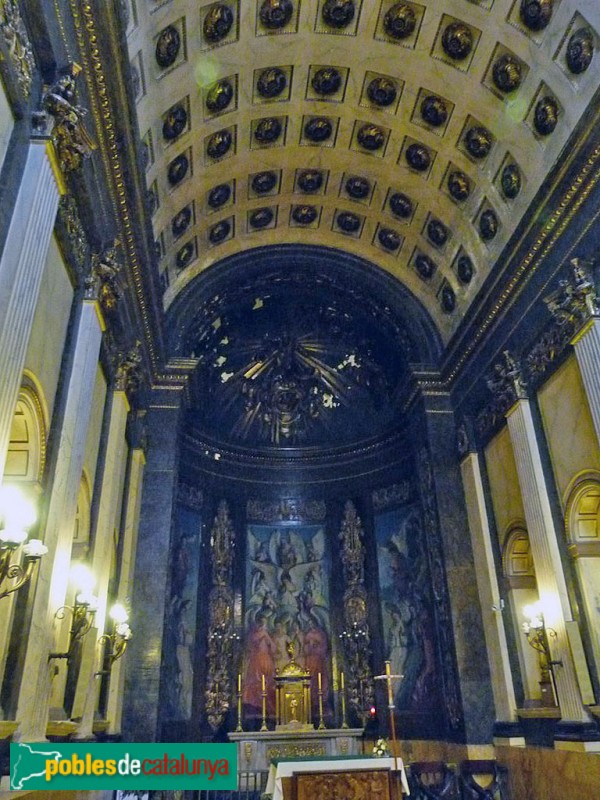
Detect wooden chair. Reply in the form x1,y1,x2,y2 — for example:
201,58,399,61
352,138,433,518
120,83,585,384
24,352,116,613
408,761,459,800
459,760,509,800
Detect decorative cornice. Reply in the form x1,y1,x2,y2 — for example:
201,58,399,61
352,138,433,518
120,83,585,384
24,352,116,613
246,498,326,523
68,1,162,374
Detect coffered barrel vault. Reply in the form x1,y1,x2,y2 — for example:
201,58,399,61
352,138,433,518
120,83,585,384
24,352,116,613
124,0,599,341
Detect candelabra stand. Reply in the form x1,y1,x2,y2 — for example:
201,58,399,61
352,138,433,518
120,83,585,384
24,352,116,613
317,684,325,730
236,675,243,732
260,680,268,731
340,674,348,729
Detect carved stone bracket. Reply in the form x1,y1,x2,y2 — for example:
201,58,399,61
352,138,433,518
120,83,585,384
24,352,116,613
87,239,125,310
205,501,236,731
545,258,599,327
338,501,374,719
114,340,143,394
416,448,462,731
477,350,527,435
43,66,96,174
0,0,35,97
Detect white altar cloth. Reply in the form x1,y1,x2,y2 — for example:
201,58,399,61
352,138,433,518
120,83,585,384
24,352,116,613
265,755,410,799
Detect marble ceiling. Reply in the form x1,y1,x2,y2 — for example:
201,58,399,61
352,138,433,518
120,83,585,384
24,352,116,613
123,0,599,341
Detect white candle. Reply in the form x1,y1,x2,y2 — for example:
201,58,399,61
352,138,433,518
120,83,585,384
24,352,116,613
318,672,322,691
340,671,345,691
262,674,266,692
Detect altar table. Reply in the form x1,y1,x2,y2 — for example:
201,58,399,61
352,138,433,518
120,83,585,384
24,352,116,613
265,755,410,799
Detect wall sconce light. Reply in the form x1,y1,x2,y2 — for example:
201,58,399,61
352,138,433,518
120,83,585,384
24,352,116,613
96,603,132,673
523,600,563,705
0,484,47,599
49,565,98,661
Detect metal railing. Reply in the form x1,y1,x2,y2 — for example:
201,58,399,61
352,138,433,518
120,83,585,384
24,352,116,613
199,770,269,800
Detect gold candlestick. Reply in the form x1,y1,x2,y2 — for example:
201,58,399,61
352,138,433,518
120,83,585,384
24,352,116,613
340,671,348,729
317,672,325,730
236,673,243,732
260,673,268,731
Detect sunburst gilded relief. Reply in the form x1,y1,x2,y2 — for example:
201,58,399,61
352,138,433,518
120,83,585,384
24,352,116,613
189,292,404,447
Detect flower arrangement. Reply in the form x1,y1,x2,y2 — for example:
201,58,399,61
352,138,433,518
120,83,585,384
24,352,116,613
372,738,390,757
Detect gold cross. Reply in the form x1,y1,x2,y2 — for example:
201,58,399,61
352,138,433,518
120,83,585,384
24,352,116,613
374,660,403,709
373,661,403,774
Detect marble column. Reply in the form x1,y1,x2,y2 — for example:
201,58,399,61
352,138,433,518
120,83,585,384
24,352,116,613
13,298,104,741
459,432,523,745
416,395,495,743
0,139,61,481
105,441,146,734
75,389,130,739
121,389,183,742
572,317,600,447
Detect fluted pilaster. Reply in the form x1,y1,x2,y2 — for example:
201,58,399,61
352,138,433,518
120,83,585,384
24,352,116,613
573,318,600,447
460,452,520,729
506,399,590,723
14,299,104,741
0,141,61,480
75,389,130,739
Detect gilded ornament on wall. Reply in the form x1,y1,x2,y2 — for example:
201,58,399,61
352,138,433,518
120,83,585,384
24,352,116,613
87,239,124,311
338,501,374,719
43,69,96,174
205,501,236,730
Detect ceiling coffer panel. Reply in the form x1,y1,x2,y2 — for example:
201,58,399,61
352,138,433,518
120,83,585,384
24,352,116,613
125,0,600,339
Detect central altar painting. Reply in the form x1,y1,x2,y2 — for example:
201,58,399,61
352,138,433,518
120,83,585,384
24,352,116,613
243,523,332,721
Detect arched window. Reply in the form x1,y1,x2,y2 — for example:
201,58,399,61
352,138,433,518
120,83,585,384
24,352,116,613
502,524,551,705
565,473,600,679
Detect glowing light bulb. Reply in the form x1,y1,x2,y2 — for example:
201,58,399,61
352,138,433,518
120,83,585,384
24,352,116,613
110,603,129,624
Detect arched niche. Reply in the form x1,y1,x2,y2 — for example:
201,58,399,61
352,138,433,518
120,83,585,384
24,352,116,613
502,523,547,704
4,378,47,486
565,472,600,679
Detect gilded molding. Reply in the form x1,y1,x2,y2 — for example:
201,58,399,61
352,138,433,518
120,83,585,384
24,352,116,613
68,0,160,373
